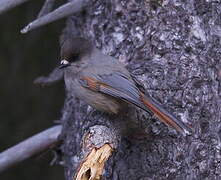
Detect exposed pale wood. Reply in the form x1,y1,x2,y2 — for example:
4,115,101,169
75,144,113,180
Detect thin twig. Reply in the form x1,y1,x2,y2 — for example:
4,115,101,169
0,0,31,15
21,0,86,34
37,0,55,18
0,125,62,173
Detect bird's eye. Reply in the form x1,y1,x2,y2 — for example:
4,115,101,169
61,59,69,65
59,59,70,69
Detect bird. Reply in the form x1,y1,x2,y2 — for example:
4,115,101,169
59,37,192,135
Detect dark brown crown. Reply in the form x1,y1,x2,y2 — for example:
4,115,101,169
60,37,92,61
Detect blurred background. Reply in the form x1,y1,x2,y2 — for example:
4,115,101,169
0,1,66,179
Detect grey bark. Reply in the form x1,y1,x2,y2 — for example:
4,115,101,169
59,0,221,179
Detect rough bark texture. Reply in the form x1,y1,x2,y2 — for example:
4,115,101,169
60,0,221,179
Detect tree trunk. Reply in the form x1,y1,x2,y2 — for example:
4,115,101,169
60,0,221,179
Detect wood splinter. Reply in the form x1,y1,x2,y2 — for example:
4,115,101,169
75,144,113,180
73,125,119,180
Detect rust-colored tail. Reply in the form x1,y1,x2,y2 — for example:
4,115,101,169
140,93,192,135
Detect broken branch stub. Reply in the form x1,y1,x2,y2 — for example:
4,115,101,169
75,144,113,180
75,125,119,180
34,67,64,87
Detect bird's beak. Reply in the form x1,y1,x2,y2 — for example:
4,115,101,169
59,59,70,69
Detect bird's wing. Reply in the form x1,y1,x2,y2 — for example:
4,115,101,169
79,71,146,109
78,71,192,135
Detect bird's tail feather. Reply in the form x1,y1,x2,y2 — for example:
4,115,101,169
139,93,192,135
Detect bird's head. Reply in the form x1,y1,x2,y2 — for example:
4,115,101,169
59,37,92,69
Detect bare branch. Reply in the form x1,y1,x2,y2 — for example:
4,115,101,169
0,125,62,173
21,0,86,34
0,0,31,15
75,125,119,180
37,0,55,18
34,67,64,87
